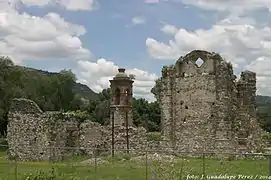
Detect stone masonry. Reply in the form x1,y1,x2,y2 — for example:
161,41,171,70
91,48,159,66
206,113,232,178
152,50,265,156
7,53,267,161
7,68,149,161
109,68,134,127
7,98,147,161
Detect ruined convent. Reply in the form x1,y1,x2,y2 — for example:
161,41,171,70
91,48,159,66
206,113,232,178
152,50,264,154
6,50,266,161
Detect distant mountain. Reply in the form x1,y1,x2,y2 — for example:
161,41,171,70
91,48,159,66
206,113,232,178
72,82,99,101
256,95,271,114
21,66,100,101
256,95,271,106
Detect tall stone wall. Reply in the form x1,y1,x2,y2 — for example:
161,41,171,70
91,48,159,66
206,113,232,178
7,98,83,161
153,50,265,156
236,71,265,152
7,98,48,161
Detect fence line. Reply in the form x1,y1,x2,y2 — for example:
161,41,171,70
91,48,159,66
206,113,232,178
0,143,270,180
0,144,269,156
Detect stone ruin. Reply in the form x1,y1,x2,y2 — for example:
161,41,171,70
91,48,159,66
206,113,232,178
6,68,149,161
6,50,268,161
7,98,147,161
152,50,266,156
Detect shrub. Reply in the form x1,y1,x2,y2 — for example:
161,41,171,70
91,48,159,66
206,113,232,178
147,132,162,142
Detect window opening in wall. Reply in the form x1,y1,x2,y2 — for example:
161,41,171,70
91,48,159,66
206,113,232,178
66,130,76,148
185,106,188,109
212,102,215,105
195,58,204,67
115,88,120,105
125,89,129,105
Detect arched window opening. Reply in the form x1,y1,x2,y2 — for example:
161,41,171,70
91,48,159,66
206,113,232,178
115,88,120,105
125,89,130,105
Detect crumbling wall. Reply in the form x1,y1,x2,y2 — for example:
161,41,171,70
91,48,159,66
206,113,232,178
236,71,264,152
154,50,266,156
173,51,220,154
158,65,175,145
213,60,238,155
7,98,82,161
7,98,48,161
7,98,149,161
44,112,81,161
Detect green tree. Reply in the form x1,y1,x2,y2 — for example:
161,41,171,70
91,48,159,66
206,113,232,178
0,57,24,136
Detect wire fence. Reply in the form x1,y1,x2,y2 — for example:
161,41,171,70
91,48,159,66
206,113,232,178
0,144,271,180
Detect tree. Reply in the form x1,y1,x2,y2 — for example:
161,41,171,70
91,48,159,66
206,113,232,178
132,98,161,131
0,57,24,136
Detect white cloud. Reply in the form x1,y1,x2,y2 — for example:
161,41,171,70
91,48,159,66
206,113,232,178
132,16,146,25
180,0,271,13
161,24,178,36
146,38,180,60
76,59,158,102
145,0,160,3
0,7,90,63
2,0,96,11
246,57,271,96
56,0,96,11
144,0,170,4
20,0,51,6
146,14,271,96
147,15,271,64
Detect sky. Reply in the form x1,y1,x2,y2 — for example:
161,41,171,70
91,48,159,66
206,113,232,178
1,0,271,102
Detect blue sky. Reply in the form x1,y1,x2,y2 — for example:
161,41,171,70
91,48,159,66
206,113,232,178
1,0,271,101
22,0,210,74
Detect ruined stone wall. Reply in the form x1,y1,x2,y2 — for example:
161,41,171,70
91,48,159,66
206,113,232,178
7,98,148,161
7,98,48,161
236,71,264,152
173,52,219,154
111,107,133,126
154,50,265,156
158,66,175,144
44,112,81,161
213,60,238,155
7,98,82,161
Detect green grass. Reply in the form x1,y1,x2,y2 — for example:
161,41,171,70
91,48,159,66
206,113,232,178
0,149,269,180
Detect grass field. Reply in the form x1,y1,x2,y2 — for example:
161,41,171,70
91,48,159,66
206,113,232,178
0,149,269,180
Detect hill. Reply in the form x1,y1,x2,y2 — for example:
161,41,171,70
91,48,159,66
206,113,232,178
256,95,271,114
21,66,100,101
